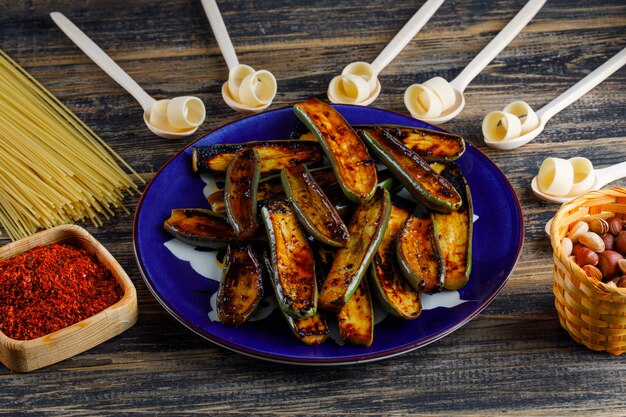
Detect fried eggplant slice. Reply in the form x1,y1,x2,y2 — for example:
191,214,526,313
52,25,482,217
337,278,374,347
261,200,317,318
225,149,261,239
359,127,461,213
293,98,377,203
217,244,264,326
431,163,473,290
281,164,349,247
319,187,391,313
192,140,324,174
397,215,445,294
164,208,238,249
370,203,423,318
262,251,328,345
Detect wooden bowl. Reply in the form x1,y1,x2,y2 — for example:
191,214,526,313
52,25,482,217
0,224,138,372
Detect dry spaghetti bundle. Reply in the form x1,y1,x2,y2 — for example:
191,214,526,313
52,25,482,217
0,50,143,240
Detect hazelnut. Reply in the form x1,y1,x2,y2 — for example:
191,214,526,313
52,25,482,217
579,232,605,252
597,250,624,279
607,217,623,236
600,233,615,251
561,237,573,256
616,231,626,256
619,259,626,275
582,264,603,280
572,243,586,258
568,221,589,243
589,218,609,235
617,276,626,288
576,247,599,267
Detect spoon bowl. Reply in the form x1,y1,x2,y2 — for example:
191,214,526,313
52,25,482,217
414,88,465,124
143,113,198,139
327,77,381,107
531,160,626,203
221,82,272,114
484,123,545,150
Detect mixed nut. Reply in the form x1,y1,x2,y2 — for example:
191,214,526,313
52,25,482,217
562,215,626,288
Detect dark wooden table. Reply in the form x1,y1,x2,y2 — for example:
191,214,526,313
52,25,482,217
1,0,625,415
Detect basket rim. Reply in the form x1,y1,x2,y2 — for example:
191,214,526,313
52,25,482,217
550,187,626,298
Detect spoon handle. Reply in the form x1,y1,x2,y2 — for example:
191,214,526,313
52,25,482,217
370,0,444,75
50,12,155,111
538,47,626,122
594,161,626,188
450,0,545,92
201,0,239,71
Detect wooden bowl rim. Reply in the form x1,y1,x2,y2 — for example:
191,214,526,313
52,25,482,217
0,224,137,347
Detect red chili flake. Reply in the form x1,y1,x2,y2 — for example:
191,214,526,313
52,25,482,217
0,243,123,340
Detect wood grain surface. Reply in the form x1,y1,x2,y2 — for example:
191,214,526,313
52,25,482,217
1,0,625,415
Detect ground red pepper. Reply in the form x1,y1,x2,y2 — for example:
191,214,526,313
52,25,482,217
0,243,123,340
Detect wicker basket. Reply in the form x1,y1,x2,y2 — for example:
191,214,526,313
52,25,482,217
550,187,626,356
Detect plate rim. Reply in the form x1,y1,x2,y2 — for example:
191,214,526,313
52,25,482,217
132,104,525,365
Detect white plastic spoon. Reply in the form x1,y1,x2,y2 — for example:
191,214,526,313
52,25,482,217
50,12,205,139
404,0,545,124
484,47,626,150
327,0,444,106
532,160,626,204
201,0,277,113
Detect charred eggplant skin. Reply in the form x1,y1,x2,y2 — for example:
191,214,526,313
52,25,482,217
225,149,261,239
337,278,374,347
293,98,377,204
262,252,328,345
164,208,239,249
319,187,391,313
192,140,324,174
433,163,473,290
281,164,349,247
359,127,461,213
261,200,318,318
208,166,337,214
217,244,264,326
370,204,423,319
380,125,465,162
396,216,445,294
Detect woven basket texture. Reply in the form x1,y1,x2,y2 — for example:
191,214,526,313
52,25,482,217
550,187,626,356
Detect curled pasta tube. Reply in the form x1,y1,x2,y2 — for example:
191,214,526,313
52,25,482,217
227,64,277,108
404,83,443,118
327,62,379,104
536,157,574,197
482,110,523,142
503,101,539,135
149,98,206,132
404,77,457,119
567,157,594,196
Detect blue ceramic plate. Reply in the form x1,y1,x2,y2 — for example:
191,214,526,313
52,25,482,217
133,105,523,365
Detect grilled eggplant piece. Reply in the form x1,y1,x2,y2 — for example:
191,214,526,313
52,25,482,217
192,140,324,174
164,208,239,249
360,127,461,213
225,149,261,239
262,251,328,345
208,166,340,214
261,200,317,318
217,244,264,326
431,163,473,290
384,126,465,162
319,187,391,313
337,278,374,346
397,215,445,294
293,98,377,203
281,165,349,247
370,203,423,318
